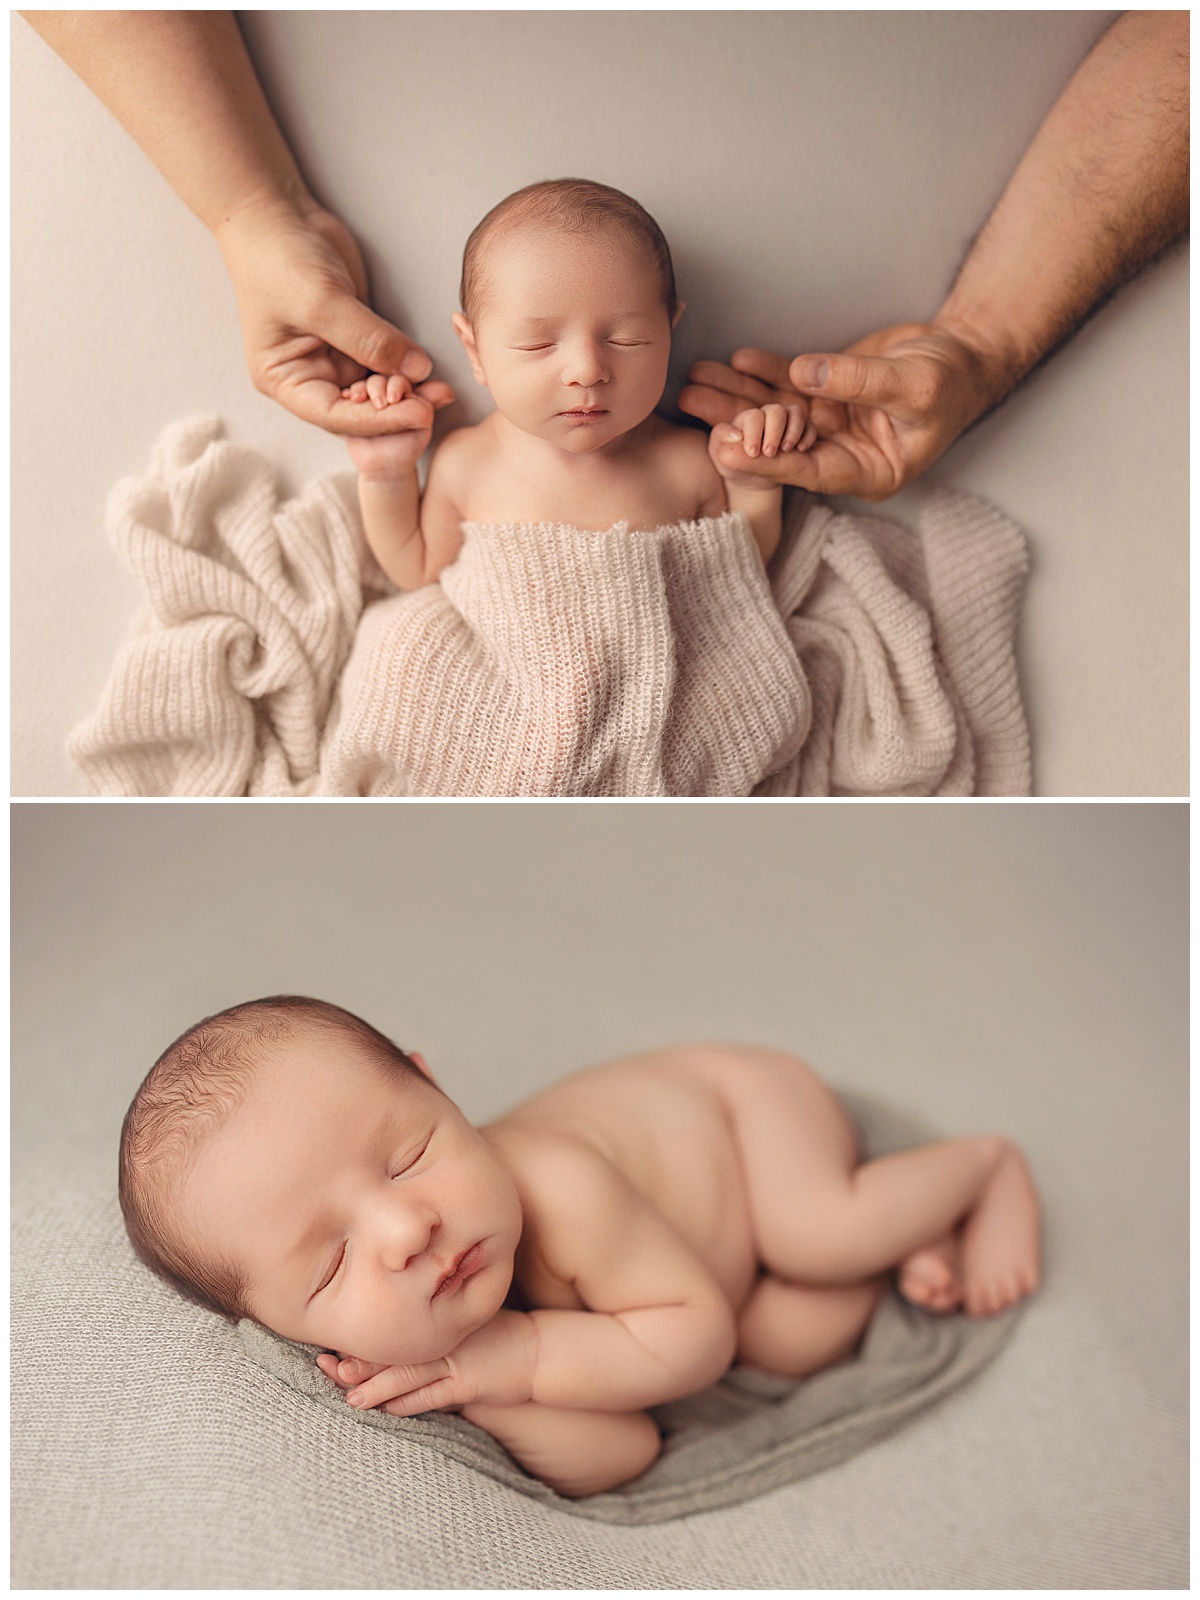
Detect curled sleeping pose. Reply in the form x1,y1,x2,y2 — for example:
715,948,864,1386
121,996,1041,1499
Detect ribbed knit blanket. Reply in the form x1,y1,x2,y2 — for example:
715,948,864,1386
69,418,1031,796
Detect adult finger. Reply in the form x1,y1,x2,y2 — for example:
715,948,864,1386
316,391,436,438
678,382,742,429
729,347,797,392
414,378,457,412
314,294,433,383
788,351,916,413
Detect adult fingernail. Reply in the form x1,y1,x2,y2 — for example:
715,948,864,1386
797,359,828,390
401,351,431,380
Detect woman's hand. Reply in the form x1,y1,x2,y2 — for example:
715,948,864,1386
216,197,455,436
680,323,1006,501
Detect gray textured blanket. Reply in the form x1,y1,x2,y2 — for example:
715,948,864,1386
239,1092,1024,1523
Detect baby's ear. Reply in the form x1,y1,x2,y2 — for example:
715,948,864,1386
451,313,488,387
408,1050,437,1084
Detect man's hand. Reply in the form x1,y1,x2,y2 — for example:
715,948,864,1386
216,198,455,437
315,1310,538,1417
681,324,1004,501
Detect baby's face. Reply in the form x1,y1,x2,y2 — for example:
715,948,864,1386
177,1039,522,1366
456,224,677,454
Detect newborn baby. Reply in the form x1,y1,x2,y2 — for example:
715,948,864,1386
120,997,1041,1499
339,176,814,586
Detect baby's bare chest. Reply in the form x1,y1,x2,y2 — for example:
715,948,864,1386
458,440,705,534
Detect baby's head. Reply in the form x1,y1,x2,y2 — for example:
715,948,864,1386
453,177,683,452
119,997,522,1366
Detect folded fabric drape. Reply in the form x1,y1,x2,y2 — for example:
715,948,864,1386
70,419,1030,796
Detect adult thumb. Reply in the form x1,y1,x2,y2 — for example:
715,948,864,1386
789,351,910,410
317,293,432,382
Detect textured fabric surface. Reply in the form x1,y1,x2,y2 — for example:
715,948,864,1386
236,1092,1021,1524
69,418,1031,797
12,1164,1185,1588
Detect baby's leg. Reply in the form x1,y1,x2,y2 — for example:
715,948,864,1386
461,1400,660,1499
716,1049,1040,1315
737,1274,884,1378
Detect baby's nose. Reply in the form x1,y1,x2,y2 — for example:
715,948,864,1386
373,1201,437,1272
563,340,609,386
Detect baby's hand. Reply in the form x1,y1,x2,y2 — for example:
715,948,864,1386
316,1310,538,1417
709,402,816,490
341,372,413,411
344,385,437,480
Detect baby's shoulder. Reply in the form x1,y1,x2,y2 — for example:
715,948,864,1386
646,417,726,517
426,418,492,490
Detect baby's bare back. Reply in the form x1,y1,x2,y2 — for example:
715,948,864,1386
489,1045,858,1313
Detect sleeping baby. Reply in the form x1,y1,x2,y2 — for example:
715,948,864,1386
338,176,815,587
120,996,1041,1499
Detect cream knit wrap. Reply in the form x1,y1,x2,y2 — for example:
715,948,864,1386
69,419,1031,796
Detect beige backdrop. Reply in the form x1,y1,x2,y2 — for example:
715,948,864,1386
11,11,1188,795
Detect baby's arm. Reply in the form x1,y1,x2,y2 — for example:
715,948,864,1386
337,1133,737,1418
344,375,466,588
318,1352,660,1497
709,402,815,563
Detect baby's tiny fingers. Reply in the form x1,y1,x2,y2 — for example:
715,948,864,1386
734,408,766,459
365,372,391,409
780,404,809,452
385,374,412,405
759,403,790,457
342,381,370,403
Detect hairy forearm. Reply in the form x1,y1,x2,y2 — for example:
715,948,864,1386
527,1301,736,1412
357,473,432,589
21,11,312,232
937,11,1189,399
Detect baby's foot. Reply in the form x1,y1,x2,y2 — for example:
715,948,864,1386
897,1233,962,1313
960,1140,1041,1316
340,372,412,409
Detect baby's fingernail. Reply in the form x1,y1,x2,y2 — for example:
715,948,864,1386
340,1360,359,1377
347,1392,366,1407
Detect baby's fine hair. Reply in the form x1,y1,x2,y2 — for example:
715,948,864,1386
459,176,677,327
118,995,424,1323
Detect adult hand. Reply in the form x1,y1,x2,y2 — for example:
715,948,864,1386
682,323,1009,501
216,198,455,436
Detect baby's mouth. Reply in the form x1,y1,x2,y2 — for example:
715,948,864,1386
432,1241,485,1299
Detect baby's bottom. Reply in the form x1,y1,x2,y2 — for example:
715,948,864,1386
461,1399,660,1499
